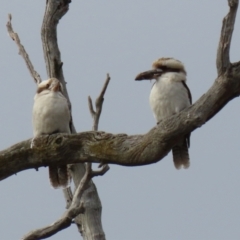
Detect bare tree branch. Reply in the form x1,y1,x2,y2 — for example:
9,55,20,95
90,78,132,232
88,74,111,131
22,204,84,240
88,96,95,119
6,14,42,84
216,0,238,75
3,0,240,183
1,58,240,180
22,164,109,240
88,74,111,171
69,74,111,238
41,0,106,239
41,0,76,214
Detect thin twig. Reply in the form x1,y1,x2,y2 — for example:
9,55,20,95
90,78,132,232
88,73,111,131
6,14,42,84
96,73,111,110
216,0,238,75
22,162,109,240
88,96,95,118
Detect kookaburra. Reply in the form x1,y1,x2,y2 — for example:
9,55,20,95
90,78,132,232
135,57,192,169
32,78,71,188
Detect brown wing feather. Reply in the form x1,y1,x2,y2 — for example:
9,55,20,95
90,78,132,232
182,81,192,148
172,81,191,169
182,81,192,104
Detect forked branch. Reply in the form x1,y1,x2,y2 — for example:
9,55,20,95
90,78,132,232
22,164,109,240
88,73,111,131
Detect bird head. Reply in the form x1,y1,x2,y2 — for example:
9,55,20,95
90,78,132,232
135,57,186,81
37,78,63,94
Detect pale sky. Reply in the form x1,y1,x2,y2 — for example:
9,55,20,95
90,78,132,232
1,1,240,239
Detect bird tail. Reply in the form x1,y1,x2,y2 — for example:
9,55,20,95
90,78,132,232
172,137,190,169
49,165,70,189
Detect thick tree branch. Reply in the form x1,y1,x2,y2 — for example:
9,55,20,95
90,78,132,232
216,0,238,75
6,14,42,84
22,164,109,240
3,0,240,182
1,63,240,180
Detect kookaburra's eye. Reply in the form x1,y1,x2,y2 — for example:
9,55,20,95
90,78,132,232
46,84,50,88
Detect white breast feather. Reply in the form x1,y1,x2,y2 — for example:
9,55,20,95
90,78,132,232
149,72,190,122
33,91,71,136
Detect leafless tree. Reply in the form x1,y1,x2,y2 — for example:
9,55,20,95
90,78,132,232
3,0,240,239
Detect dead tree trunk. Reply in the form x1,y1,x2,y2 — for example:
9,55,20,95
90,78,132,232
41,1,107,239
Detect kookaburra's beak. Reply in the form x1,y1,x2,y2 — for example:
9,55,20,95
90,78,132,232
135,69,163,81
